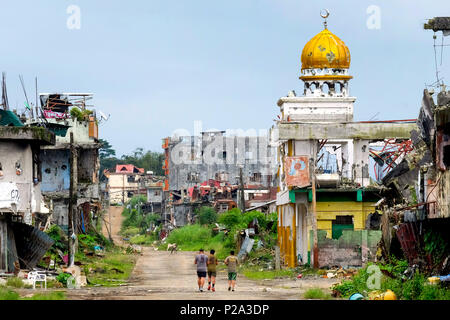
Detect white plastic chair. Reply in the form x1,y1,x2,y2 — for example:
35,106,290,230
28,271,47,290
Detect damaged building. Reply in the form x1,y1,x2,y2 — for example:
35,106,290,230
271,16,417,268
106,164,146,205
26,93,102,233
379,88,450,272
375,17,450,273
0,112,56,273
161,131,277,226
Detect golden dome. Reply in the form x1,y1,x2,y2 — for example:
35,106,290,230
300,28,352,81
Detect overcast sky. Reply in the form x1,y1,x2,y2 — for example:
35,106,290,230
1,0,449,156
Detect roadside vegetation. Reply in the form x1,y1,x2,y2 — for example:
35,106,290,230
120,195,161,245
0,284,66,300
303,288,332,300
332,259,450,300
32,212,139,291
159,207,279,265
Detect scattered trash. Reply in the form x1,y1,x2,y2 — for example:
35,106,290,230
369,289,397,300
439,274,450,282
262,287,272,292
128,244,142,254
428,276,440,285
368,290,384,300
327,272,336,278
349,293,364,300
297,274,303,279
256,240,263,250
63,265,81,278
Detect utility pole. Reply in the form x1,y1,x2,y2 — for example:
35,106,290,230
310,156,318,269
239,167,245,213
122,174,125,204
68,132,78,267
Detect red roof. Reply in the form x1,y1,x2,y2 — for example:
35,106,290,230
115,164,144,174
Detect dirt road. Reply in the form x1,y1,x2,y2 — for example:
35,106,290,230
67,248,337,300
67,206,338,300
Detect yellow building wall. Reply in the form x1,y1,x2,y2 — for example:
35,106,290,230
278,201,377,267
316,201,376,238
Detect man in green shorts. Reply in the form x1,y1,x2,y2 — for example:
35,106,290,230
207,249,218,292
224,250,238,291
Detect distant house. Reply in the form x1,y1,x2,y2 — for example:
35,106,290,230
107,164,146,204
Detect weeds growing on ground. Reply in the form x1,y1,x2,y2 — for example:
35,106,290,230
304,288,332,300
6,277,24,289
0,287,66,300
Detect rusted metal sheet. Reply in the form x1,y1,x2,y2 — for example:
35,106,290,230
284,156,310,187
11,222,54,270
396,222,421,264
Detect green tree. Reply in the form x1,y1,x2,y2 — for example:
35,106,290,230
99,139,116,159
99,139,119,181
197,207,218,225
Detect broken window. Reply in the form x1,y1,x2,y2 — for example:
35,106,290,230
331,215,354,239
187,172,199,182
127,175,135,183
249,172,262,183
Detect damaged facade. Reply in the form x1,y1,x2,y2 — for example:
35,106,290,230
26,93,102,234
106,164,146,205
379,88,450,271
271,19,417,268
374,18,450,273
0,114,56,273
162,131,277,226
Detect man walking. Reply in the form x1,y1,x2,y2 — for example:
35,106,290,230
194,248,208,292
207,249,218,292
224,250,238,292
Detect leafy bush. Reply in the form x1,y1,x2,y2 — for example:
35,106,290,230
419,284,450,300
70,107,93,122
242,211,269,229
56,273,72,286
218,208,243,229
402,272,426,300
45,225,67,252
78,234,97,250
197,207,218,225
